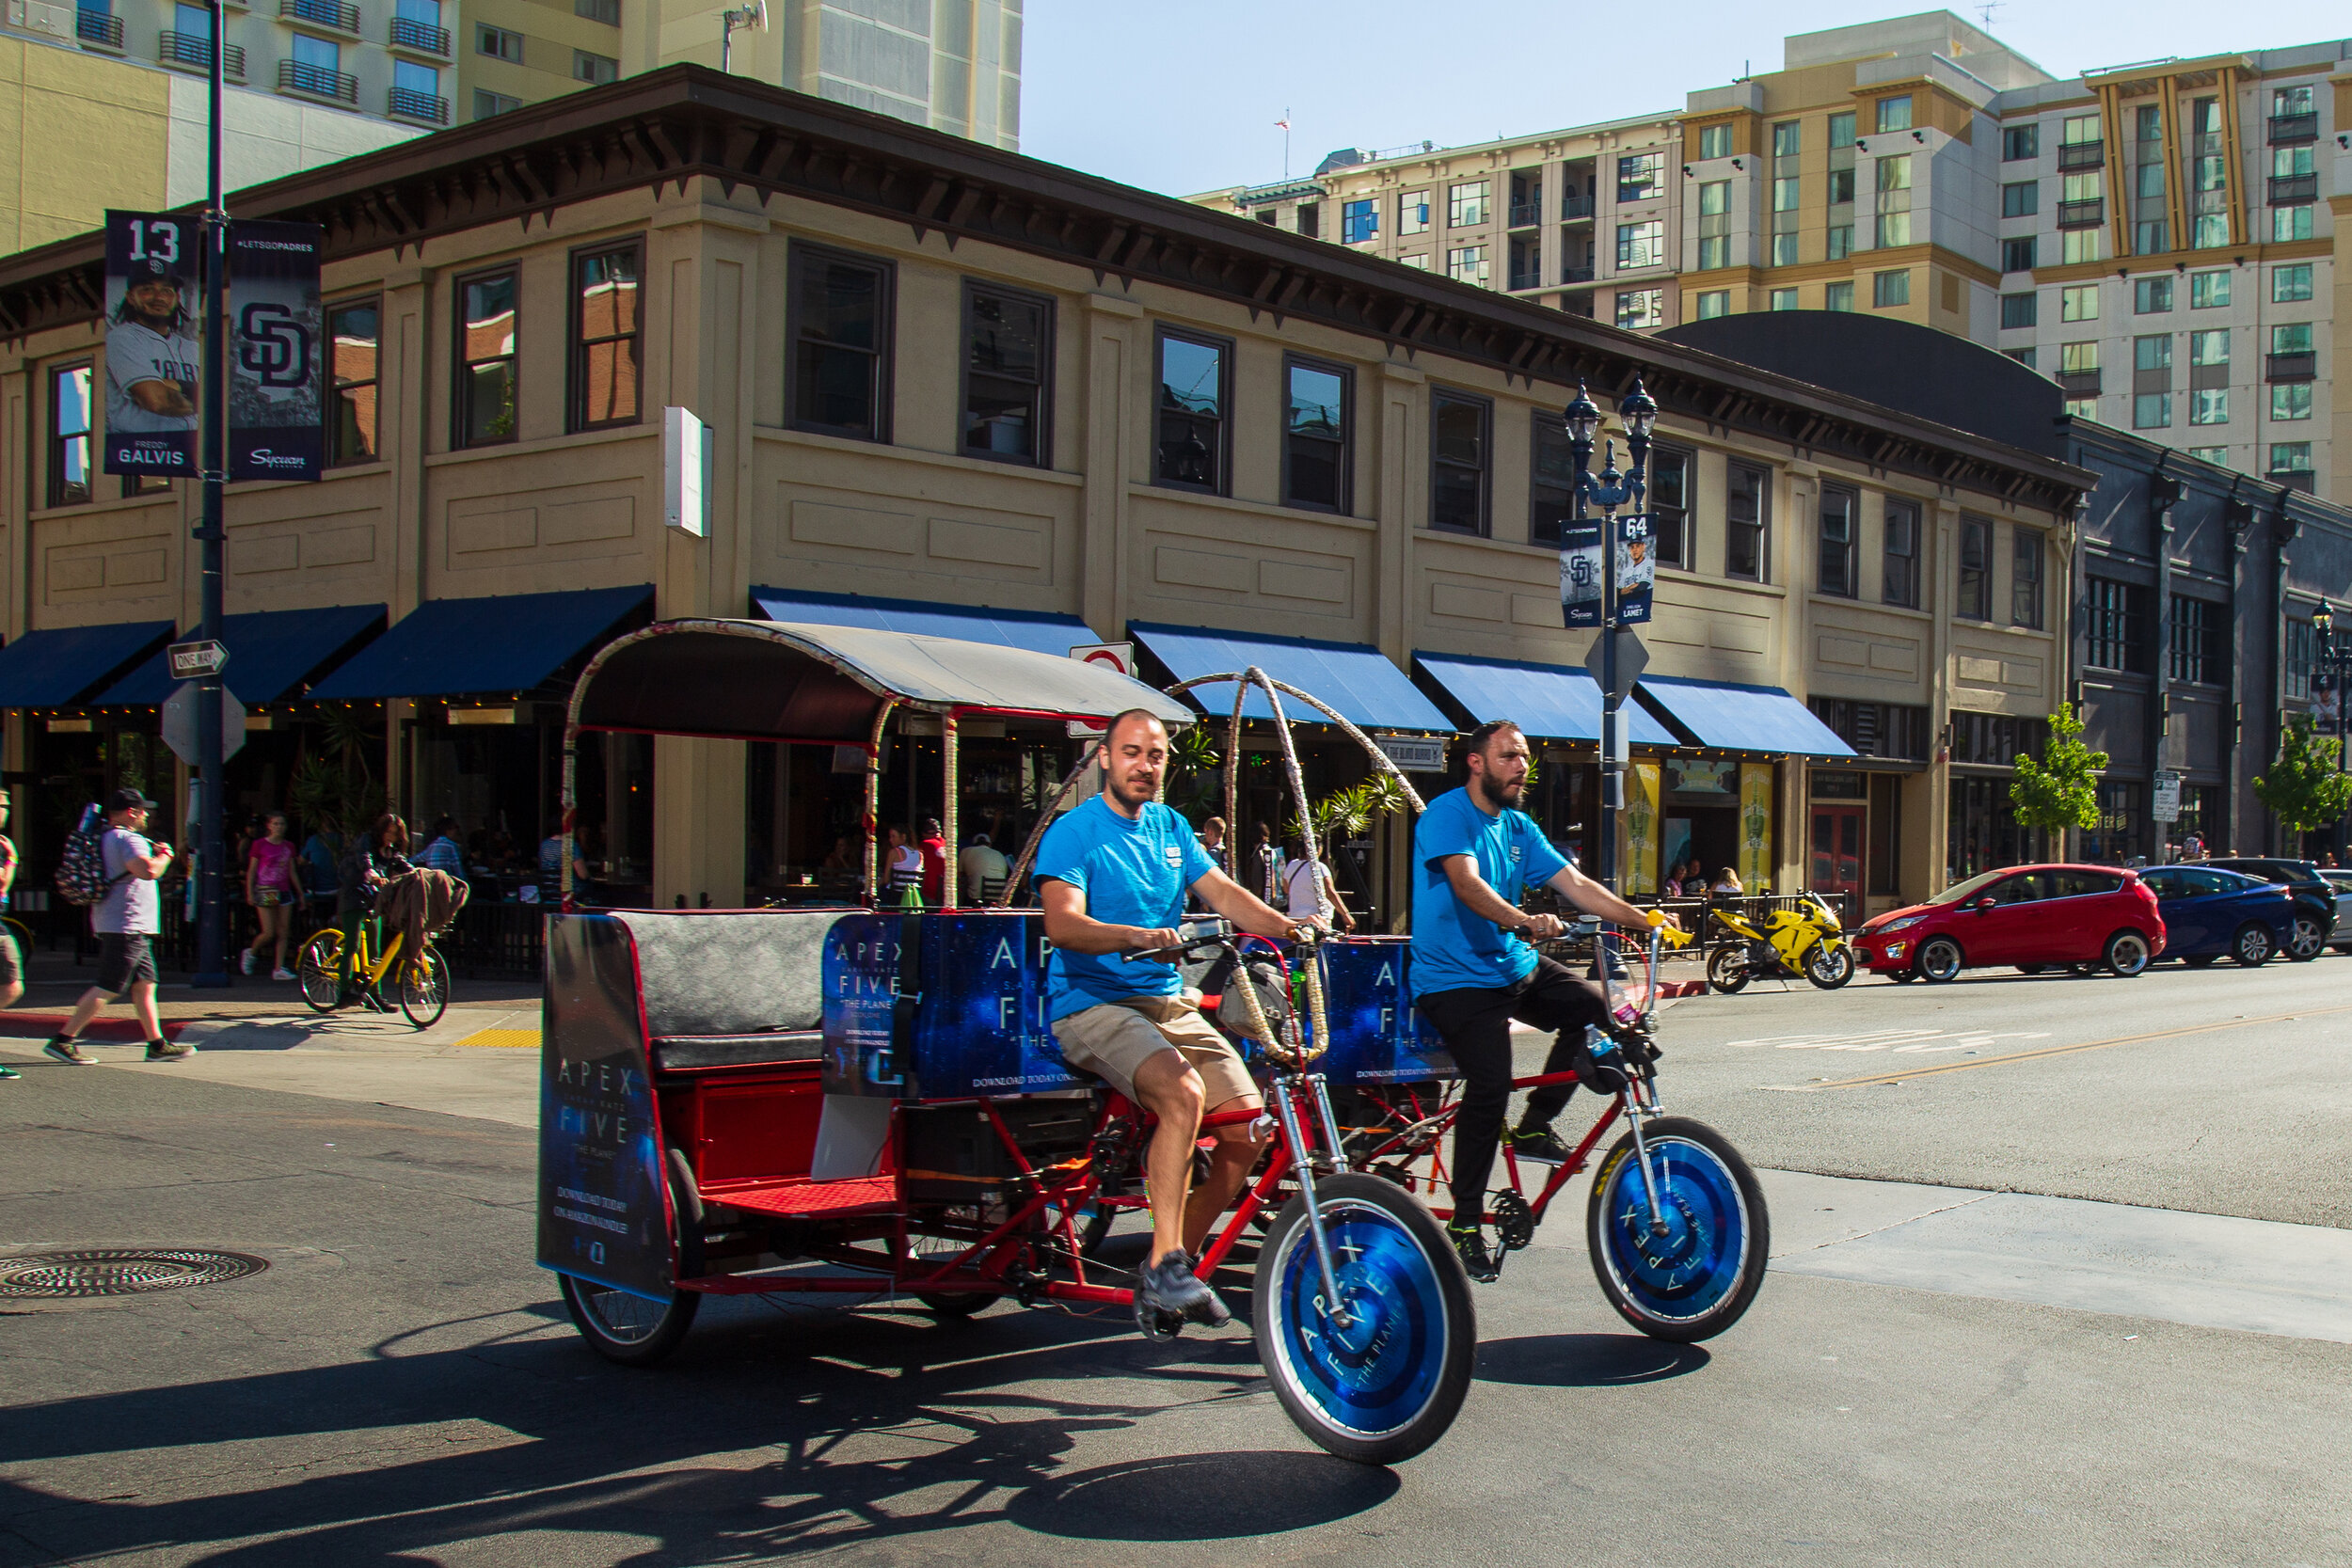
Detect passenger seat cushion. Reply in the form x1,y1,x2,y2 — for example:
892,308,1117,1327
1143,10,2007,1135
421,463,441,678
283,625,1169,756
612,910,837,1037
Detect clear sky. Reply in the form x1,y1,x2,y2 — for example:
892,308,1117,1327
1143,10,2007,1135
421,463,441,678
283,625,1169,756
1022,1,2349,198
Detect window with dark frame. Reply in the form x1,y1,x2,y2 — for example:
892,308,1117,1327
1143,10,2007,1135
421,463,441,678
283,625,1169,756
2085,578,2152,672
787,244,894,443
1153,326,1228,492
1725,461,1767,580
1281,355,1349,513
1818,484,1857,597
961,281,1052,466
2168,594,2221,685
1649,446,1691,568
1428,389,1490,535
1530,409,1574,546
1883,497,1919,608
1957,515,1991,619
326,297,379,465
48,363,92,507
2283,616,2315,700
569,240,642,432
2010,528,2043,628
453,269,517,448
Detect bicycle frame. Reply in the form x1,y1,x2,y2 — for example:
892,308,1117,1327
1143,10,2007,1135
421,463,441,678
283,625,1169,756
326,920,408,990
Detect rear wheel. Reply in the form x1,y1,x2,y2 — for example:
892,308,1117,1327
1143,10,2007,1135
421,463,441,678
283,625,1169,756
398,948,450,1028
1588,1117,1768,1342
296,930,342,1013
1705,943,1752,994
2286,915,2327,962
2103,929,2153,977
559,1273,700,1366
1804,943,1855,990
1915,936,1964,983
2230,923,2274,968
1255,1173,1473,1466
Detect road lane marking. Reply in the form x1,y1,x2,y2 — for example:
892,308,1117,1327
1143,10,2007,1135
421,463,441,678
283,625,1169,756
1730,1027,2053,1054
1759,1003,2352,1090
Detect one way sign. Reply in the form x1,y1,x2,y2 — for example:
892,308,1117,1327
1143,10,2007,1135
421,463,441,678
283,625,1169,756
167,640,229,679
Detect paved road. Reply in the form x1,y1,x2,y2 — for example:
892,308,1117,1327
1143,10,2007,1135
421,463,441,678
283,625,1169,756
4,962,2350,1566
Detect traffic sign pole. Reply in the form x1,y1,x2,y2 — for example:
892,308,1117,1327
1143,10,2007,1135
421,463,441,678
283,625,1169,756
191,8,230,988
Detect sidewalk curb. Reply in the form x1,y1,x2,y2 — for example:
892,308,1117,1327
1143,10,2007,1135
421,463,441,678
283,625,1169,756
0,1012,189,1042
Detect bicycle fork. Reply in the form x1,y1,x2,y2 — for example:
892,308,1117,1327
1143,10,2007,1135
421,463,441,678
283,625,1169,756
1272,1074,1353,1330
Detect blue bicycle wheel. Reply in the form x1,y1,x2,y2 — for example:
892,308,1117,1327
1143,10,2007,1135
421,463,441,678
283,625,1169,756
1586,1117,1768,1341
1255,1173,1473,1465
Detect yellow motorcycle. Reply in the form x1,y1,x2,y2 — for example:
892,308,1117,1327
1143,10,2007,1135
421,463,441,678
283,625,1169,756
1704,892,1855,992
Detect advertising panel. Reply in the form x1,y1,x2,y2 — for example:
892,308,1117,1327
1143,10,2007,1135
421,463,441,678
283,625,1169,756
227,220,324,482
102,211,200,478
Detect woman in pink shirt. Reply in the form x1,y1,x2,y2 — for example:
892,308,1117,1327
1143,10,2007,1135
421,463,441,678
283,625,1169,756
243,812,307,980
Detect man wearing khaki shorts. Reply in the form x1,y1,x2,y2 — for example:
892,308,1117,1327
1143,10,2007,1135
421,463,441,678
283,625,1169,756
1037,709,1316,1330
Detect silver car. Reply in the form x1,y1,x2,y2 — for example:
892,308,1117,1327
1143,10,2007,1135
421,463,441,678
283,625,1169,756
2322,870,2352,953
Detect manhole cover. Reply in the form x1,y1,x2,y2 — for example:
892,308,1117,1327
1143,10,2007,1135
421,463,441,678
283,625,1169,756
0,1249,270,1299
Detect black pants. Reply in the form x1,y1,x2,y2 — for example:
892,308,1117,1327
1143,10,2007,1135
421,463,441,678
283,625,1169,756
1416,958,1611,1220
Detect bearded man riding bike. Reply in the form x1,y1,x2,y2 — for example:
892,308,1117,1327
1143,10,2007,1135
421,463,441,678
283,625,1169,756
1409,719,1680,1281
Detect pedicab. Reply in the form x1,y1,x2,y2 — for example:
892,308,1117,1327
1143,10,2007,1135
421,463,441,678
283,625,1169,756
536,619,1476,1465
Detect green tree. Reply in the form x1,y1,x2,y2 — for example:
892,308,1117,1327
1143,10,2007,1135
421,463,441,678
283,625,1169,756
2253,714,2352,832
2009,703,2107,840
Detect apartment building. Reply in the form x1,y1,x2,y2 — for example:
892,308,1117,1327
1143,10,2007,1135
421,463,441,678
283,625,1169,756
464,0,1022,151
0,0,424,252
0,67,2086,919
1187,11,2350,502
1188,112,1686,332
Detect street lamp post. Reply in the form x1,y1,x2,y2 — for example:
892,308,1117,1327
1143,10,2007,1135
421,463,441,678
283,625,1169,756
2313,605,2352,859
1560,379,1656,894
191,0,230,987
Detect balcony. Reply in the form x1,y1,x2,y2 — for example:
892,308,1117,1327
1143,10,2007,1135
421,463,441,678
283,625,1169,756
2058,140,2105,170
2268,112,2319,145
2057,198,2105,229
1507,199,1543,229
2271,468,2316,496
74,9,123,48
1561,192,1593,220
387,14,448,54
2266,351,2317,383
387,85,446,122
159,31,245,79
279,0,358,32
277,55,356,102
1507,268,1542,292
1560,264,1595,285
2268,173,2318,205
2056,370,2102,397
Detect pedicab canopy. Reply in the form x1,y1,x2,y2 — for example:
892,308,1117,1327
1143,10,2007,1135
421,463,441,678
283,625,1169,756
567,617,1195,742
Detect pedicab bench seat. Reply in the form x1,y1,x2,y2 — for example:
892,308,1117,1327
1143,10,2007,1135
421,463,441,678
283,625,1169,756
609,910,839,1072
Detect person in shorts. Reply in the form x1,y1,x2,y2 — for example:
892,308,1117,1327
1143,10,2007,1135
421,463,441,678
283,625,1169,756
241,811,307,980
0,794,20,1079
45,790,190,1066
1037,709,1314,1329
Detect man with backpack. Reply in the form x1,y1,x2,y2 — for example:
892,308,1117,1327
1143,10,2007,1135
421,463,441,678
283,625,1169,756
44,789,191,1066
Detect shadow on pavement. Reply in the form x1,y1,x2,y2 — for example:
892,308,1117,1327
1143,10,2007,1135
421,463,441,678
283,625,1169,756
1474,1332,1711,1386
0,1289,1394,1563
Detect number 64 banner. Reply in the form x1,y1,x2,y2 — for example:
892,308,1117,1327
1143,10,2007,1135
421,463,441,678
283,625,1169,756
102,212,323,482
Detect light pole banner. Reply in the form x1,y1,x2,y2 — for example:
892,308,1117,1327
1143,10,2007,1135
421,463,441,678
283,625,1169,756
1560,519,1603,627
102,211,201,478
1616,514,1655,625
227,220,325,482
1739,763,1775,890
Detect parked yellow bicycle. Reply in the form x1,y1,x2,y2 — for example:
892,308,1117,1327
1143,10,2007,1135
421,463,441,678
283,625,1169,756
296,919,450,1028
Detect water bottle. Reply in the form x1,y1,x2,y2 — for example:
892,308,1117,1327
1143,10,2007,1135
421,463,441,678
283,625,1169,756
1584,1022,1624,1070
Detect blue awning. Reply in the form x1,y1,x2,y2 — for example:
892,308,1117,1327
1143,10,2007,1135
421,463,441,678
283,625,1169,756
95,604,387,706
752,587,1100,657
1415,652,1677,746
1131,622,1452,732
1635,674,1858,757
309,585,652,700
0,621,175,708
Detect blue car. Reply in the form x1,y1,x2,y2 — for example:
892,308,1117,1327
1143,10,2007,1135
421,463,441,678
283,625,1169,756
2137,865,2297,966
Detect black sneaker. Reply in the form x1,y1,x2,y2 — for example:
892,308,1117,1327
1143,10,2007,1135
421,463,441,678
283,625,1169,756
1448,1222,1501,1283
145,1038,195,1063
1506,1123,1572,1164
1137,1248,1231,1327
42,1037,98,1067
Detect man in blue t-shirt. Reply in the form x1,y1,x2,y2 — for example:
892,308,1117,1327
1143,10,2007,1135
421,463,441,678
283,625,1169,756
1038,708,1311,1330
1411,720,1677,1281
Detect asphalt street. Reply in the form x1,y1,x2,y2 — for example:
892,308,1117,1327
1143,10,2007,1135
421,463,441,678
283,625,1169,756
3,958,2350,1566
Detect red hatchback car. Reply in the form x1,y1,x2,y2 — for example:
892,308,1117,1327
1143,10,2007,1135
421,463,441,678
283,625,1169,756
1854,863,2166,982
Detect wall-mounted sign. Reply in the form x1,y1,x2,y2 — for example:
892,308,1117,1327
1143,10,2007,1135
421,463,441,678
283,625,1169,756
1374,735,1449,773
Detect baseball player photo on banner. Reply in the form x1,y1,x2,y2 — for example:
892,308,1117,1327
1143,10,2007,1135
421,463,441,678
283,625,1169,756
228,221,325,482
1616,513,1655,625
103,211,201,477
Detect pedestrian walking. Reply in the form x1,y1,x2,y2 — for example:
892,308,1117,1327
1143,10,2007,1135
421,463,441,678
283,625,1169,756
0,794,22,1080
241,812,307,981
1282,835,1356,934
43,790,191,1066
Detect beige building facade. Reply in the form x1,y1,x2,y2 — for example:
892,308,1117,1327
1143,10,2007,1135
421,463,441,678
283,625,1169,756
0,67,2088,924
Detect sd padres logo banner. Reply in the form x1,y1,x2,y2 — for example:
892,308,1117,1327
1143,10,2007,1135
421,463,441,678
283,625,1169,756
103,211,201,478
227,220,324,483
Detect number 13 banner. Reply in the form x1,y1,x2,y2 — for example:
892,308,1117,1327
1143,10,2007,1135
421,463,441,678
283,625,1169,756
103,211,201,477
226,220,324,482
